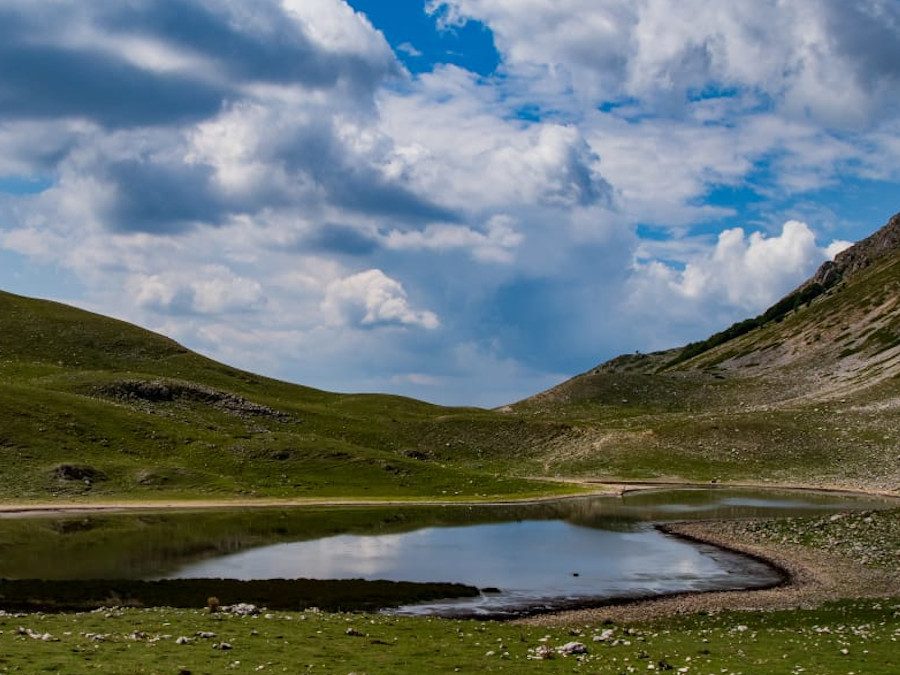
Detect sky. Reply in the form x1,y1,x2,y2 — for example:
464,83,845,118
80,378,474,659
0,0,898,407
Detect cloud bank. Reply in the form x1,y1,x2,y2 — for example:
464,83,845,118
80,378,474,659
0,0,898,405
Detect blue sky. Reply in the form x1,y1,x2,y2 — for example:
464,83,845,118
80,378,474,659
0,0,898,406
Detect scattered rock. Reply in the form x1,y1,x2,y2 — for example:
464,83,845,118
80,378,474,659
225,603,260,616
593,628,615,642
51,464,107,482
16,627,59,642
532,645,555,660
558,641,588,655
97,380,290,420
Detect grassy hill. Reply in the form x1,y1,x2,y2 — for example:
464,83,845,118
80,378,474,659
1,213,897,501
509,212,899,491
0,291,564,502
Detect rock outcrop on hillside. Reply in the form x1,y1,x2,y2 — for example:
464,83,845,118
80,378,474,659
809,212,900,288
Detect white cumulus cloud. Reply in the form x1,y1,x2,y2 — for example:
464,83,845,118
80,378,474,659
430,0,900,128
629,220,849,319
128,266,266,315
321,269,440,329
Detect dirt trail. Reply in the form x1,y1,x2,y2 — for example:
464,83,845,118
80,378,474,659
0,488,618,519
1,479,895,518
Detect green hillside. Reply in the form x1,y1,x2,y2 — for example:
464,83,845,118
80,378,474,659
0,291,561,502
511,212,900,491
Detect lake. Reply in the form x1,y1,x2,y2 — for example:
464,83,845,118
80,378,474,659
0,488,890,616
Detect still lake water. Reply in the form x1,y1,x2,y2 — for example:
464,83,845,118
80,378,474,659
0,488,891,616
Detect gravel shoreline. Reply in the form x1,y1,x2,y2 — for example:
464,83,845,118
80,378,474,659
517,513,900,626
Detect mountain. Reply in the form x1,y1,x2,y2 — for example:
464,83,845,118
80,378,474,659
512,212,899,491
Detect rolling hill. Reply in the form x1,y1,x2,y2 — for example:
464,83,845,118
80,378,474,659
0,291,556,501
0,212,897,502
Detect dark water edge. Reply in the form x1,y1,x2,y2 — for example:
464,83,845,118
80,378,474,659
388,525,791,620
0,578,479,614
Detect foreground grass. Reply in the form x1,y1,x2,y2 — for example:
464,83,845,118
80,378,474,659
0,600,896,674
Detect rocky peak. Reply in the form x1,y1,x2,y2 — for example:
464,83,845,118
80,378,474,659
810,211,900,289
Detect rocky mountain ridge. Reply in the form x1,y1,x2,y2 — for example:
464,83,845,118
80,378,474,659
526,211,900,406
812,212,900,286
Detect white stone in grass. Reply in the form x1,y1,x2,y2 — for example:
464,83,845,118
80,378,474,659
558,641,588,655
530,645,555,660
593,628,615,642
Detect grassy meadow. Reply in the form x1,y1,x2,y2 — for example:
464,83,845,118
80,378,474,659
0,599,896,674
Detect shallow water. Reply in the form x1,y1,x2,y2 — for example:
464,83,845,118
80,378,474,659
0,488,890,616
169,518,781,616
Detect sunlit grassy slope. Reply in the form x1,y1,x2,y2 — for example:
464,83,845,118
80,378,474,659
0,290,565,501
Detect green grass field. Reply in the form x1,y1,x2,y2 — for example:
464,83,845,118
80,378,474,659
1,599,896,674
